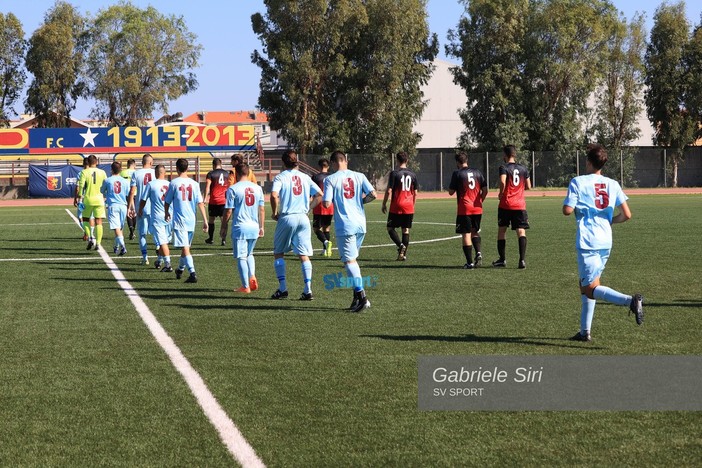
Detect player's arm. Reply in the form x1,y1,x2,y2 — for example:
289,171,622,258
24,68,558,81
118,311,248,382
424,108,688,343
612,201,631,224
127,186,137,217
204,178,212,204
363,190,377,204
382,173,393,213
562,205,574,216
138,191,148,218
498,174,507,200
480,185,488,202
322,180,332,209
198,202,209,232
270,191,280,221
309,193,322,211
220,208,232,239
525,175,532,190
258,204,265,237
74,173,84,206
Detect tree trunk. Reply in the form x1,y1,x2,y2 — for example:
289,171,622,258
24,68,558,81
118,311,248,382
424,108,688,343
672,158,679,188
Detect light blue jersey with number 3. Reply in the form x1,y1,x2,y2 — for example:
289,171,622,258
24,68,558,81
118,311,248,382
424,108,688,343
563,174,627,251
164,177,202,231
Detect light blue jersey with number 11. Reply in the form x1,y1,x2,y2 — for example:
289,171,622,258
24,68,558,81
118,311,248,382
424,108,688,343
164,177,203,231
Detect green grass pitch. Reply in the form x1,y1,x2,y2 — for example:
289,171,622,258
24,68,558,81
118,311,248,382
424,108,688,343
0,195,701,466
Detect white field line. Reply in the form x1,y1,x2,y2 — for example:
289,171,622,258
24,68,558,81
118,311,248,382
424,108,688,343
64,209,265,468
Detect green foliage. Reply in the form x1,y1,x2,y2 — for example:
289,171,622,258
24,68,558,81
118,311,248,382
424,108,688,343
86,2,201,126
0,13,27,126
25,1,89,128
644,1,697,187
683,16,702,143
252,0,436,179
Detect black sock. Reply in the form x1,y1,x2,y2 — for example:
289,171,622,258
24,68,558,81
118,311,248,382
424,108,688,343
324,231,330,242
388,229,402,247
472,236,481,256
315,230,327,244
208,224,215,240
401,233,410,248
518,236,527,262
498,239,506,260
462,245,473,264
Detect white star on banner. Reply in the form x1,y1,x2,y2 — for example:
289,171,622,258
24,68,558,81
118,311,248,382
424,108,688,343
80,128,98,147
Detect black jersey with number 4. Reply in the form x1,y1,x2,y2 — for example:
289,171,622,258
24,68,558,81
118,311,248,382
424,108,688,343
207,168,229,205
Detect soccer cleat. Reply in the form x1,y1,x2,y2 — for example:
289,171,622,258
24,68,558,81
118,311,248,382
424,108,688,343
86,239,94,250
629,294,644,325
397,243,407,261
184,273,198,283
154,259,162,269
119,247,127,256
463,262,475,269
518,260,526,269
299,292,314,301
140,257,149,266
93,243,99,251
474,252,482,267
160,264,173,273
128,230,135,241
175,268,184,279
325,240,333,257
221,239,226,246
350,292,370,312
249,276,259,291
569,331,592,342
236,286,251,294
270,289,288,300
205,238,214,244
113,245,118,254
492,259,506,268
349,291,360,311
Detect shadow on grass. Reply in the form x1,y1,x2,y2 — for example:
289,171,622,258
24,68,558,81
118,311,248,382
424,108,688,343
645,300,702,308
363,263,465,270
172,302,341,313
360,333,607,350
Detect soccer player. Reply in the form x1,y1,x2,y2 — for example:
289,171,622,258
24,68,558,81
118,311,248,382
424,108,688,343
563,144,643,341
382,151,418,261
120,158,137,240
311,158,334,256
127,154,156,265
493,145,531,269
220,163,265,293
226,153,258,186
139,165,173,272
73,155,107,250
164,158,209,283
75,157,91,240
323,151,376,312
101,161,128,256
448,152,488,268
270,150,322,300
204,158,229,245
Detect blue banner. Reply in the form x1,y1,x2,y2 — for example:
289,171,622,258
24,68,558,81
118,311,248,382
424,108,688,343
28,164,111,198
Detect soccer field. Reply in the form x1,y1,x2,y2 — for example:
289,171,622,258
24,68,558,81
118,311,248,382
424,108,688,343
1,195,701,466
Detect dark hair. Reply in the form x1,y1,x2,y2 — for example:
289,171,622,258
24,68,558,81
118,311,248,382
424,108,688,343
231,153,243,166
586,144,608,170
155,164,166,176
236,163,250,178
330,150,347,164
503,145,517,158
455,152,468,164
282,150,298,169
82,157,90,168
212,158,222,168
126,158,135,168
111,161,122,174
396,151,409,165
176,158,188,173
142,153,153,165
87,154,97,166
318,158,330,169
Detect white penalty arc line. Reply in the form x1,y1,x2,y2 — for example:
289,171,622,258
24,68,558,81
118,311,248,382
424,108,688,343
64,209,265,468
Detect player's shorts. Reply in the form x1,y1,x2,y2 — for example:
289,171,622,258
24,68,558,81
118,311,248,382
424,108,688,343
577,248,610,287
208,204,225,218
387,213,414,229
107,204,127,230
312,214,333,230
83,202,106,219
273,213,313,256
455,214,481,234
172,229,194,248
338,232,366,263
150,222,172,246
233,238,258,259
497,208,529,230
137,214,151,237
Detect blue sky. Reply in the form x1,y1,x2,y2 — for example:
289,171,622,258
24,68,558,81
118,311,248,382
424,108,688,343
5,0,700,120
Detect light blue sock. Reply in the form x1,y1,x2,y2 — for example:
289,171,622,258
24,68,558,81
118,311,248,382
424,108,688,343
185,255,195,273
237,258,249,288
178,256,186,271
580,294,596,333
116,236,124,249
247,255,256,278
301,260,312,294
274,258,287,291
345,262,363,292
164,255,171,266
593,286,631,307
140,235,148,257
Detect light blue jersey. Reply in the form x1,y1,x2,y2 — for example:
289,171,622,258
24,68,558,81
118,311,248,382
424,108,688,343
225,181,264,239
164,176,203,231
101,175,128,207
271,169,320,215
323,169,375,236
130,168,156,216
143,179,171,227
563,174,628,250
